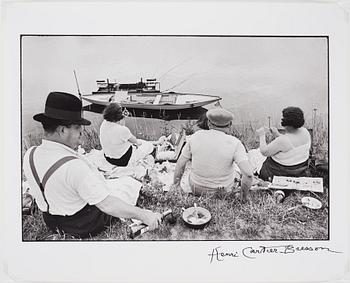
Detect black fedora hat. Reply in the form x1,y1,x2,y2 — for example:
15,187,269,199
33,92,91,125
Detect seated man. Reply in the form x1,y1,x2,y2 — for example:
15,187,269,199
23,92,162,238
173,108,253,202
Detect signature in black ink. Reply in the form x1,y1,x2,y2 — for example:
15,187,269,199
208,246,239,263
209,245,341,263
242,245,341,259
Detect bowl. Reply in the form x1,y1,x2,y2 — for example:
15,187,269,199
182,206,211,229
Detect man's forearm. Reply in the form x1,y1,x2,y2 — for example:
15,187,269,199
173,165,185,184
240,174,253,202
128,135,138,144
259,135,268,155
173,156,189,184
96,195,146,222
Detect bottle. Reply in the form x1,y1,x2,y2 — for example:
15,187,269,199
274,190,285,203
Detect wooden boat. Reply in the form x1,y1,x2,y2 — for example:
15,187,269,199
81,78,222,110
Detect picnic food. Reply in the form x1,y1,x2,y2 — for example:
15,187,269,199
156,150,176,161
154,135,177,161
182,206,211,229
187,210,207,225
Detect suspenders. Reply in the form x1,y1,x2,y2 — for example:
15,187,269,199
28,146,77,214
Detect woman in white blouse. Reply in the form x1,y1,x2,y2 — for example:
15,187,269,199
99,103,141,167
256,106,311,182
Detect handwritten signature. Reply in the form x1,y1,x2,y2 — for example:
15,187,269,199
208,245,341,263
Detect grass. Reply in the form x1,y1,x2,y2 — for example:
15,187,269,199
22,115,329,241
23,185,329,241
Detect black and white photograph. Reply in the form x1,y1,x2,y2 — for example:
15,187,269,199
21,35,329,241
1,2,349,283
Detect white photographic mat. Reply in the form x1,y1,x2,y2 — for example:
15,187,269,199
1,1,349,282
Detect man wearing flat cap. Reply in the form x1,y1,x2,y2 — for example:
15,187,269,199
23,92,162,238
173,108,253,201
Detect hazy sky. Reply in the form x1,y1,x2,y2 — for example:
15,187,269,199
22,36,328,127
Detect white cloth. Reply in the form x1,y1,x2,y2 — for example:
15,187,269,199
83,147,152,179
129,140,154,165
108,165,147,181
99,120,133,158
247,148,267,174
180,129,248,189
106,176,142,205
153,162,176,192
23,140,109,216
84,148,115,172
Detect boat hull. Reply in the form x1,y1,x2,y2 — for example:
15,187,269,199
82,92,221,110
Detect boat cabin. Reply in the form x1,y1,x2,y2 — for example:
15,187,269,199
93,78,160,94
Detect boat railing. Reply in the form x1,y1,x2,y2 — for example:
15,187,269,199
144,79,160,92
95,78,161,93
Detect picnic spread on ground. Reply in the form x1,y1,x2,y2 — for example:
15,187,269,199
23,130,326,238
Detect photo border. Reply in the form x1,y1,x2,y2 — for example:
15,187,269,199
20,34,330,242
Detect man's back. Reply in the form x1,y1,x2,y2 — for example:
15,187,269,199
23,140,109,216
181,129,248,188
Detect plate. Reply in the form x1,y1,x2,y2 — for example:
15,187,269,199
301,196,322,209
182,206,211,229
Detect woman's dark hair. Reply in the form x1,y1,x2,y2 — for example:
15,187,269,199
281,106,305,128
195,113,209,130
103,103,124,122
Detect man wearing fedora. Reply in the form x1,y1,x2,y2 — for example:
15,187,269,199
173,108,253,201
23,92,162,238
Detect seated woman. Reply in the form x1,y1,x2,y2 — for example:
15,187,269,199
99,103,142,167
257,106,311,182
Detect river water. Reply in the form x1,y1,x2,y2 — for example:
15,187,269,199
21,36,328,138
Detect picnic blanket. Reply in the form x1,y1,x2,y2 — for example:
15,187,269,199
247,148,267,174
83,140,154,172
106,176,142,205
83,148,179,192
128,140,154,165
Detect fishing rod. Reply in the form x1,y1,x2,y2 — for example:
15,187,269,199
162,73,197,92
158,58,191,80
73,70,82,100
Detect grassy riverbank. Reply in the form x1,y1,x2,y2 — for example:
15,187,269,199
23,185,329,241
22,115,329,241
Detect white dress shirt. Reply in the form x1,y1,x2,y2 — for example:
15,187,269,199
23,140,109,216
